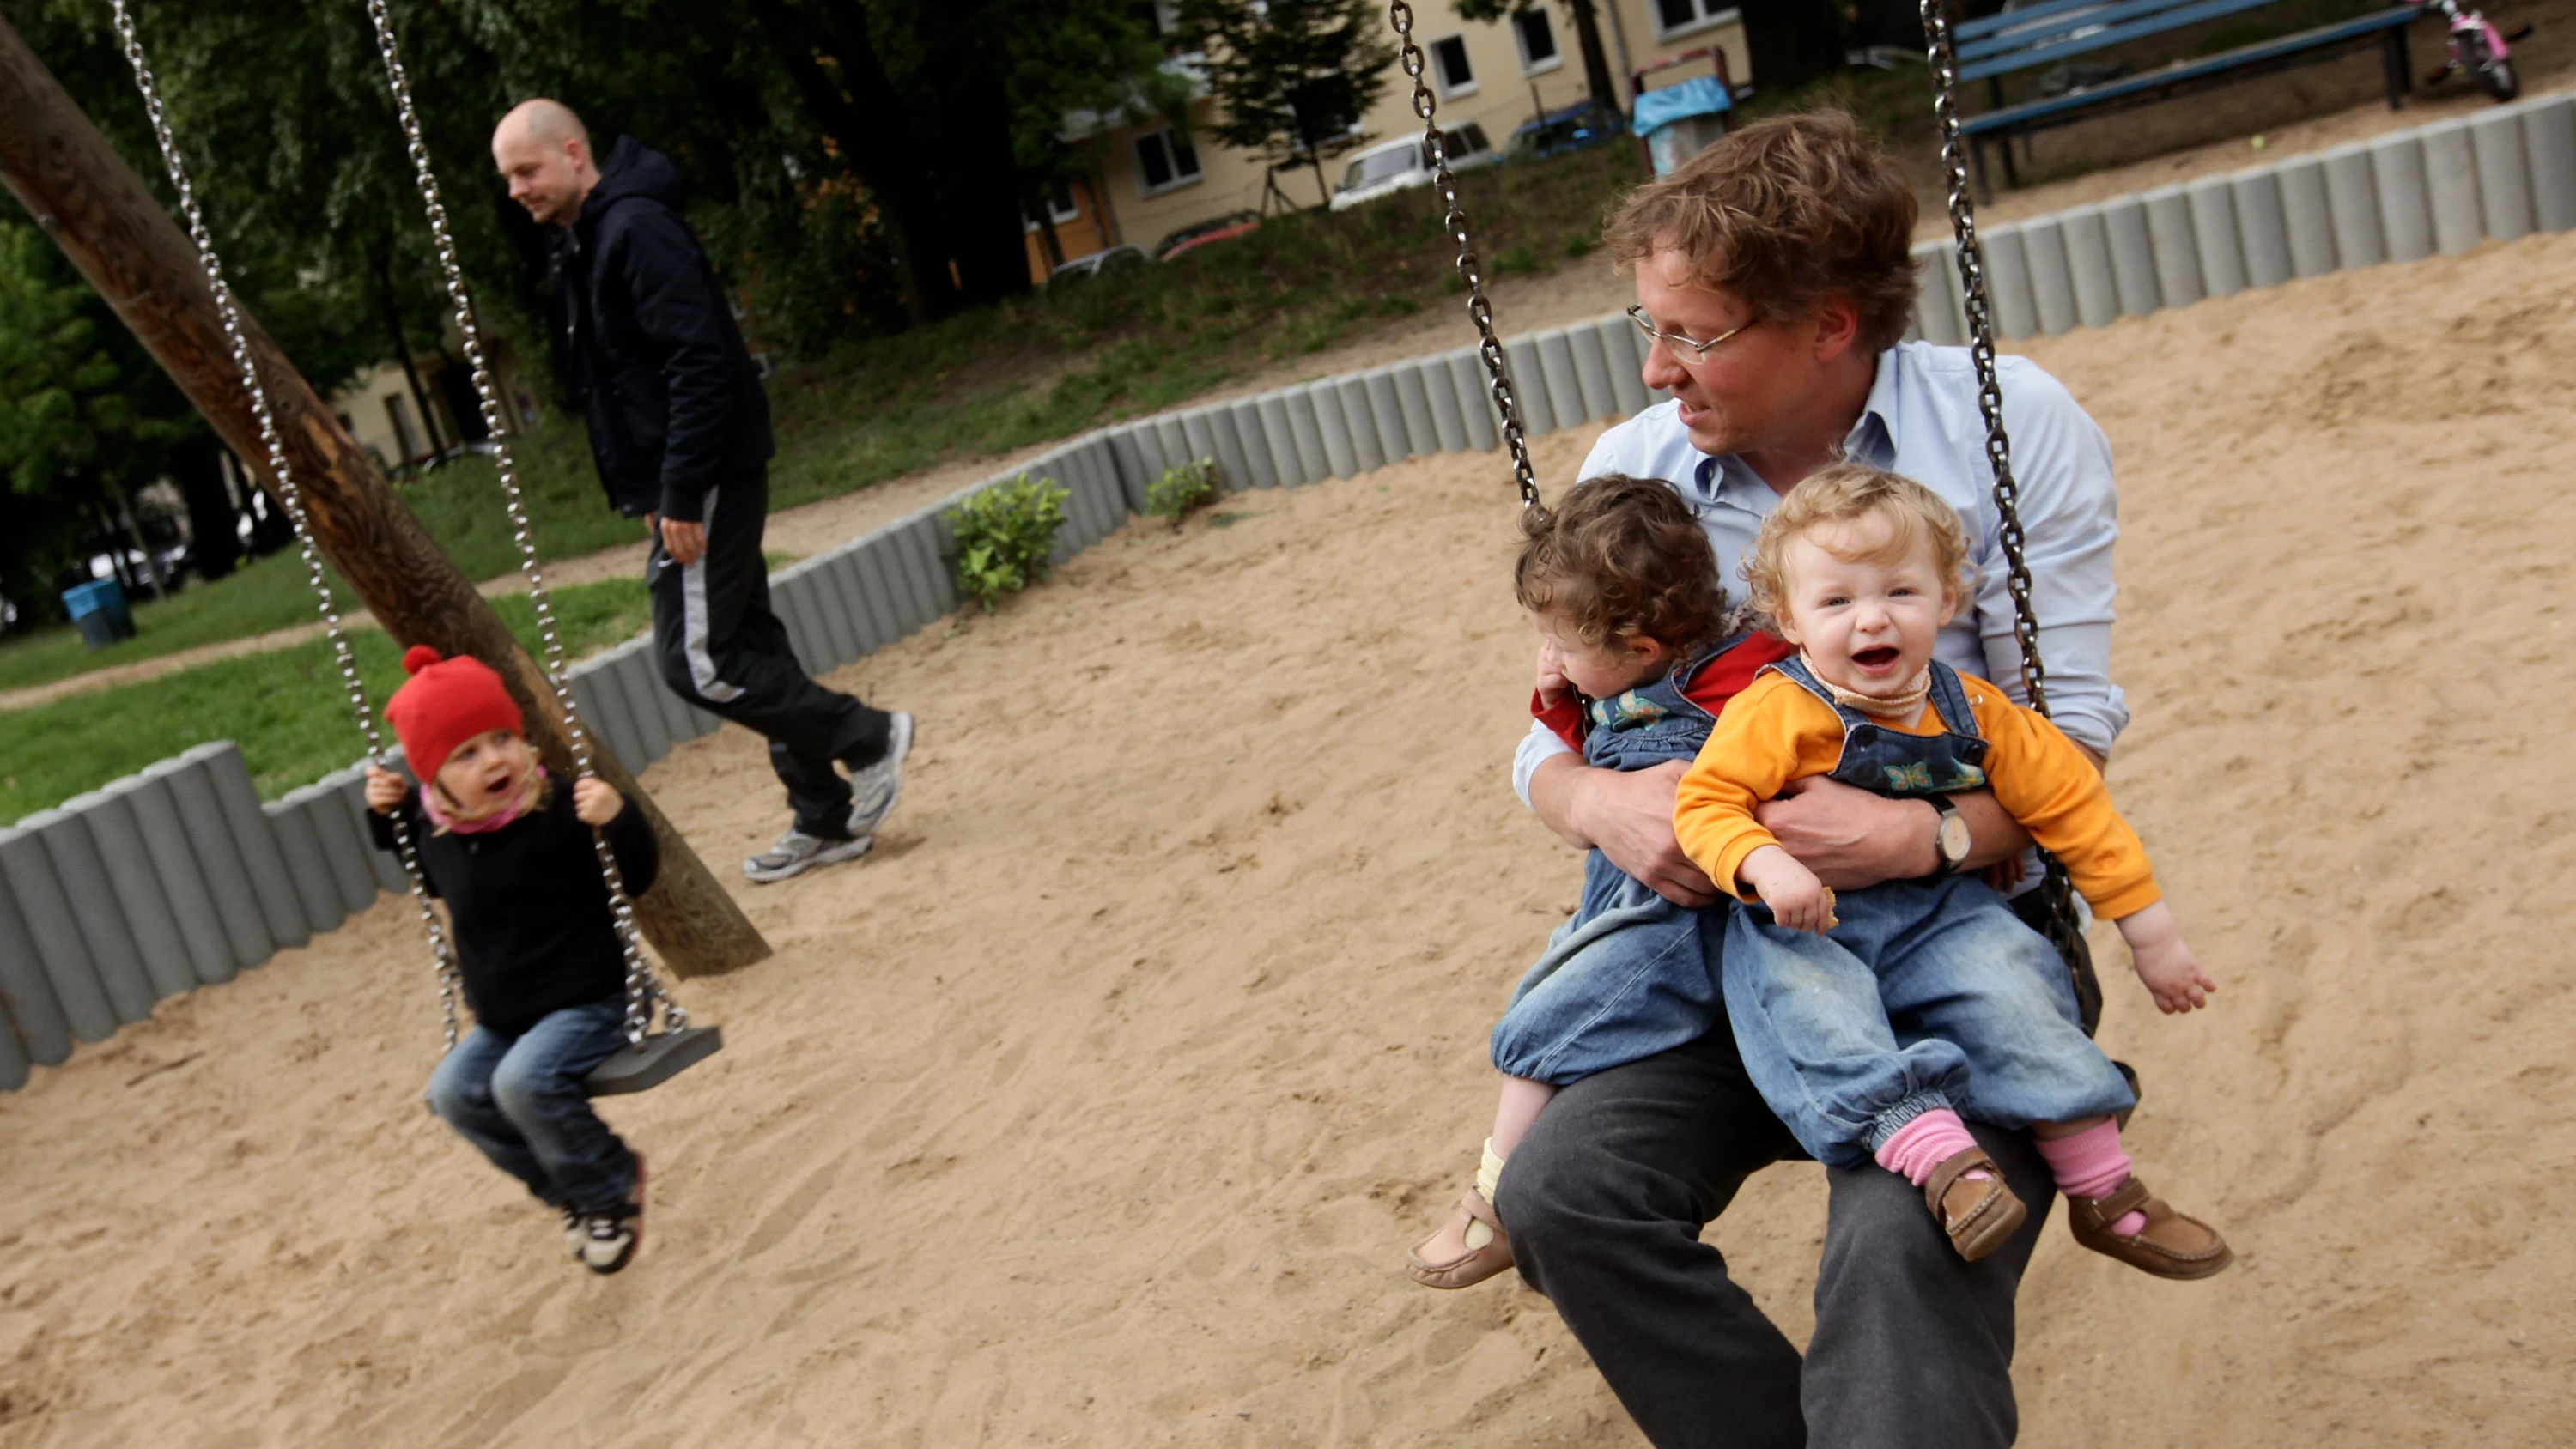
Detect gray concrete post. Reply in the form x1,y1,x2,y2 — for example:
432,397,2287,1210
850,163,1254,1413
1178,408,1219,481
1227,398,1279,488
880,517,935,630
770,567,829,672
2228,170,2293,291
1255,392,1303,485
1285,384,1330,482
1979,224,2040,339
261,791,346,938
337,767,409,896
2321,142,2385,268
611,646,676,764
154,749,273,970
2369,131,2434,263
1391,362,1440,458
853,530,910,646
2469,108,2534,243
1911,240,1963,344
1363,368,1411,464
0,1012,23,1089
1,824,118,1041
1152,415,1191,482
2274,155,2339,277
1107,425,1153,511
2100,197,2162,316
117,770,239,986
2142,185,2204,308
1335,374,1385,473
819,547,880,667
919,506,965,616
2022,217,2078,335
1502,336,1554,436
2057,205,2119,330
2525,94,2576,231
570,665,642,778
1534,328,1584,427
0,850,73,1064
1596,315,1651,417
2184,175,2245,299
1423,355,1470,452
1566,323,1618,421
193,741,307,951
2421,118,2485,256
301,772,380,915
15,807,154,1022
1310,379,1360,477
1449,350,1499,451
64,786,197,1002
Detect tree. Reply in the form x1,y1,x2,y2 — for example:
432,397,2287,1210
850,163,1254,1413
1456,1,1621,115
1183,0,1395,208
1737,0,1846,95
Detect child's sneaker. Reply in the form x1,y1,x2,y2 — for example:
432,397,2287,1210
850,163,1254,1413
2064,1176,2232,1279
576,1156,647,1275
560,1204,586,1258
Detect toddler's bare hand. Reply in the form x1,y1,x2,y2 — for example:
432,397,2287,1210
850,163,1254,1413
1741,846,1838,935
363,766,408,815
2133,938,2217,1014
572,775,623,827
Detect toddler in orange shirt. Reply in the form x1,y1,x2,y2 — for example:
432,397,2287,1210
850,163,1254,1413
1674,462,2230,1277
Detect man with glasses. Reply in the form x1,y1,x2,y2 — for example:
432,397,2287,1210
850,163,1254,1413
492,100,912,882
1496,112,2127,1447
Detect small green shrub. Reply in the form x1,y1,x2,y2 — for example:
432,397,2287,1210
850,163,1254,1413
945,473,1070,613
1145,456,1221,527
1494,244,1542,276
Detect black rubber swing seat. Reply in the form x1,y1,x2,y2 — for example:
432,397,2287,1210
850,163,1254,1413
585,1025,724,1096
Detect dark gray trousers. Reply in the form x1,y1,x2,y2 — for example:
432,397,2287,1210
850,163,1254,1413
1496,993,2054,1449
647,470,891,837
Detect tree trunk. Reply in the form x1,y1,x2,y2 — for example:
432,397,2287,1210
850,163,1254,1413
173,433,243,580
1740,0,1845,94
782,0,965,322
0,15,771,978
1564,0,1622,110
368,235,447,464
101,476,168,600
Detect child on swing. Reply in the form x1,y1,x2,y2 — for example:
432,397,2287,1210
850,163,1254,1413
1409,474,1795,1288
365,645,659,1275
1672,462,2228,1276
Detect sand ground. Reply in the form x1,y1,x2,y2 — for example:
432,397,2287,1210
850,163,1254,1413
3,222,2574,1447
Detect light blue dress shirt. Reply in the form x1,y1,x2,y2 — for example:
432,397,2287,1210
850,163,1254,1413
1512,340,2129,803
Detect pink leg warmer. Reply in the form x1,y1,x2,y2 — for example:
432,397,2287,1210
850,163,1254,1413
1874,1109,1985,1188
2034,1119,2148,1235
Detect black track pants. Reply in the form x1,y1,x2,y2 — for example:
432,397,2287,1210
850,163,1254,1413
647,470,892,837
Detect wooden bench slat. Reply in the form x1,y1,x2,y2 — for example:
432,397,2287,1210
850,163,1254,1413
1959,0,2387,78
1959,7,2421,130
1958,0,2278,64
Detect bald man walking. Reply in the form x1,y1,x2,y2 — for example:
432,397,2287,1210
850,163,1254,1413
493,101,911,882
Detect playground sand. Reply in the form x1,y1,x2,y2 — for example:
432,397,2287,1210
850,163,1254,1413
4,228,2574,1448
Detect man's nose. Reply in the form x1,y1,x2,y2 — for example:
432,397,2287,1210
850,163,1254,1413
1639,344,1685,392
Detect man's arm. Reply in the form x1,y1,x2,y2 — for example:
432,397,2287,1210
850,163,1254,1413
1528,752,1723,907
617,209,740,527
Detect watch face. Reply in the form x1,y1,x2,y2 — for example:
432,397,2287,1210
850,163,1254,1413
1937,812,1972,864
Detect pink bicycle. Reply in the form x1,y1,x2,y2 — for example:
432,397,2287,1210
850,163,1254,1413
2417,0,2530,102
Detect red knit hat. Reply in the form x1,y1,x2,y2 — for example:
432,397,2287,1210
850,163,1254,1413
384,646,525,777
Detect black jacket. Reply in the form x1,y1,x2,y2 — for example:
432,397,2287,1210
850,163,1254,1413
550,137,773,523
368,780,660,1038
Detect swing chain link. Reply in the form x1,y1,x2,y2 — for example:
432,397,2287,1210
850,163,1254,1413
106,0,465,1046
1388,1,1540,511
364,0,677,1046
1918,0,2048,717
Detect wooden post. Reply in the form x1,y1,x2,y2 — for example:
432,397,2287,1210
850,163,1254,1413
0,17,769,978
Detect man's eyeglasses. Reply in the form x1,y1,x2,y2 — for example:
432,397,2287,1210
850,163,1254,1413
1625,305,1750,363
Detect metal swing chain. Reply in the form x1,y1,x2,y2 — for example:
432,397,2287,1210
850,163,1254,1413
106,0,468,1047
1388,1,1540,511
1918,0,2049,716
363,0,679,1048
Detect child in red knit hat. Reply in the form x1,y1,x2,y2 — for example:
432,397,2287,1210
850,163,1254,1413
366,645,660,1274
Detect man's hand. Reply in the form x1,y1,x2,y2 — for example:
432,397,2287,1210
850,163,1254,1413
572,774,624,827
1530,757,1721,907
658,515,708,567
1738,845,1836,934
363,766,408,815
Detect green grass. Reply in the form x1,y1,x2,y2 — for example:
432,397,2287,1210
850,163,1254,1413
0,576,654,820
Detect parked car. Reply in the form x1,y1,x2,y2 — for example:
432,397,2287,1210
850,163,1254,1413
1505,100,1625,162
1048,245,1147,284
1327,124,1497,212
1155,211,1261,262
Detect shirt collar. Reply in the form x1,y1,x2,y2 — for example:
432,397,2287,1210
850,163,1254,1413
1689,351,1899,504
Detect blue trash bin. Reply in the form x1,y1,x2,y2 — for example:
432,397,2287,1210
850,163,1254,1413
1634,77,1735,177
62,579,137,651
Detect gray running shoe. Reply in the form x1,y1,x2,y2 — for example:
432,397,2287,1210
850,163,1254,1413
743,826,874,883
844,711,914,840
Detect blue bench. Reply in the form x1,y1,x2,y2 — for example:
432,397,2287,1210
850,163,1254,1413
1956,0,2433,197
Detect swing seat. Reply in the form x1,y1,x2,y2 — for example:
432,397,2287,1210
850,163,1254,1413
586,1025,723,1096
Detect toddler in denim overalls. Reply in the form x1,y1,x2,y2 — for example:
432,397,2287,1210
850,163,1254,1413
1674,462,2232,1278
1408,475,1790,1290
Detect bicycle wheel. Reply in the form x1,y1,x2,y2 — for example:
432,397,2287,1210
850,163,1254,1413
2467,33,2521,100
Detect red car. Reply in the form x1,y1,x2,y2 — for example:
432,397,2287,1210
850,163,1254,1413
1154,211,1261,262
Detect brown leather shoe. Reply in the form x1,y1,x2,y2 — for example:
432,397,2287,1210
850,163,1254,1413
1406,1190,1514,1289
1924,1147,2028,1262
2065,1176,2232,1279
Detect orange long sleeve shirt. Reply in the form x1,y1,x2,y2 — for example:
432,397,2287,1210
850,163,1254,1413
1674,668,2161,920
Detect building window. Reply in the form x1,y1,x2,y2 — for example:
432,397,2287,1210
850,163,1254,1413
1512,6,1561,74
1651,0,1740,40
1430,34,1477,98
1133,127,1202,197
1024,179,1081,232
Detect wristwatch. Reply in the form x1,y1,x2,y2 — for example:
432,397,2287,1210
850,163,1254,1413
1930,796,1972,875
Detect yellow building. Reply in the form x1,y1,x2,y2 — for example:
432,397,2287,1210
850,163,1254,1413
1034,1,1749,277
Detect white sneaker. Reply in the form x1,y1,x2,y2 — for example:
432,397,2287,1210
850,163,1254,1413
844,712,914,840
576,1158,644,1275
743,826,874,883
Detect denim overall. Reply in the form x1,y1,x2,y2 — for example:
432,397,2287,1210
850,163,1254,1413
1721,656,2136,1167
1490,642,1743,1086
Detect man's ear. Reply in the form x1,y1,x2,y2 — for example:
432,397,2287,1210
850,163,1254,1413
566,136,592,173
1812,294,1862,361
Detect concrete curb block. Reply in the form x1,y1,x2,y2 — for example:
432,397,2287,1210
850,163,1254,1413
1228,400,1279,488
1567,322,1618,421
261,788,346,940
153,750,272,973
2100,196,2161,316
612,644,676,764
2528,94,2576,230
1424,354,1470,452
2370,131,2433,263
195,742,307,952
2143,185,2204,309
307,770,379,916
1449,349,1499,452
1310,379,1359,478
1256,392,1304,486
570,666,641,784
1285,384,1332,482
1911,240,1962,344
0,823,116,1043
1596,315,1651,417
2229,168,2293,289
1335,374,1384,474
2059,206,2119,330
2186,176,2246,299
2275,155,2338,277
21,807,155,1023
0,841,73,1064
2421,118,2484,256
1178,409,1219,484
1502,336,1552,437
1391,361,1440,459
2021,217,2076,336
1364,368,1410,465
2470,108,2534,243
1534,329,1583,428
119,767,240,988
78,780,201,1001
2321,142,2385,269
1982,225,2039,339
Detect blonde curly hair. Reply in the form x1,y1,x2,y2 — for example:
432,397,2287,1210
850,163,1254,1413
1742,463,1971,629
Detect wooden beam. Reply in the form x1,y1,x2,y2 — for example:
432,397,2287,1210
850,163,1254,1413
0,15,770,978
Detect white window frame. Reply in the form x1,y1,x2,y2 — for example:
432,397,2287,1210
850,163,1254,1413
1511,6,1563,76
1649,0,1741,43
1133,127,1203,198
1427,33,1479,99
1024,180,1081,233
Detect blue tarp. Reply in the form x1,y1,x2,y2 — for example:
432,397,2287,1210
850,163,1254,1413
1631,76,1732,136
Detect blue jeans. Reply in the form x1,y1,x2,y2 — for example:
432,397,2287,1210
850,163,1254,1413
425,997,637,1214
1722,875,2136,1168
1492,850,1724,1085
